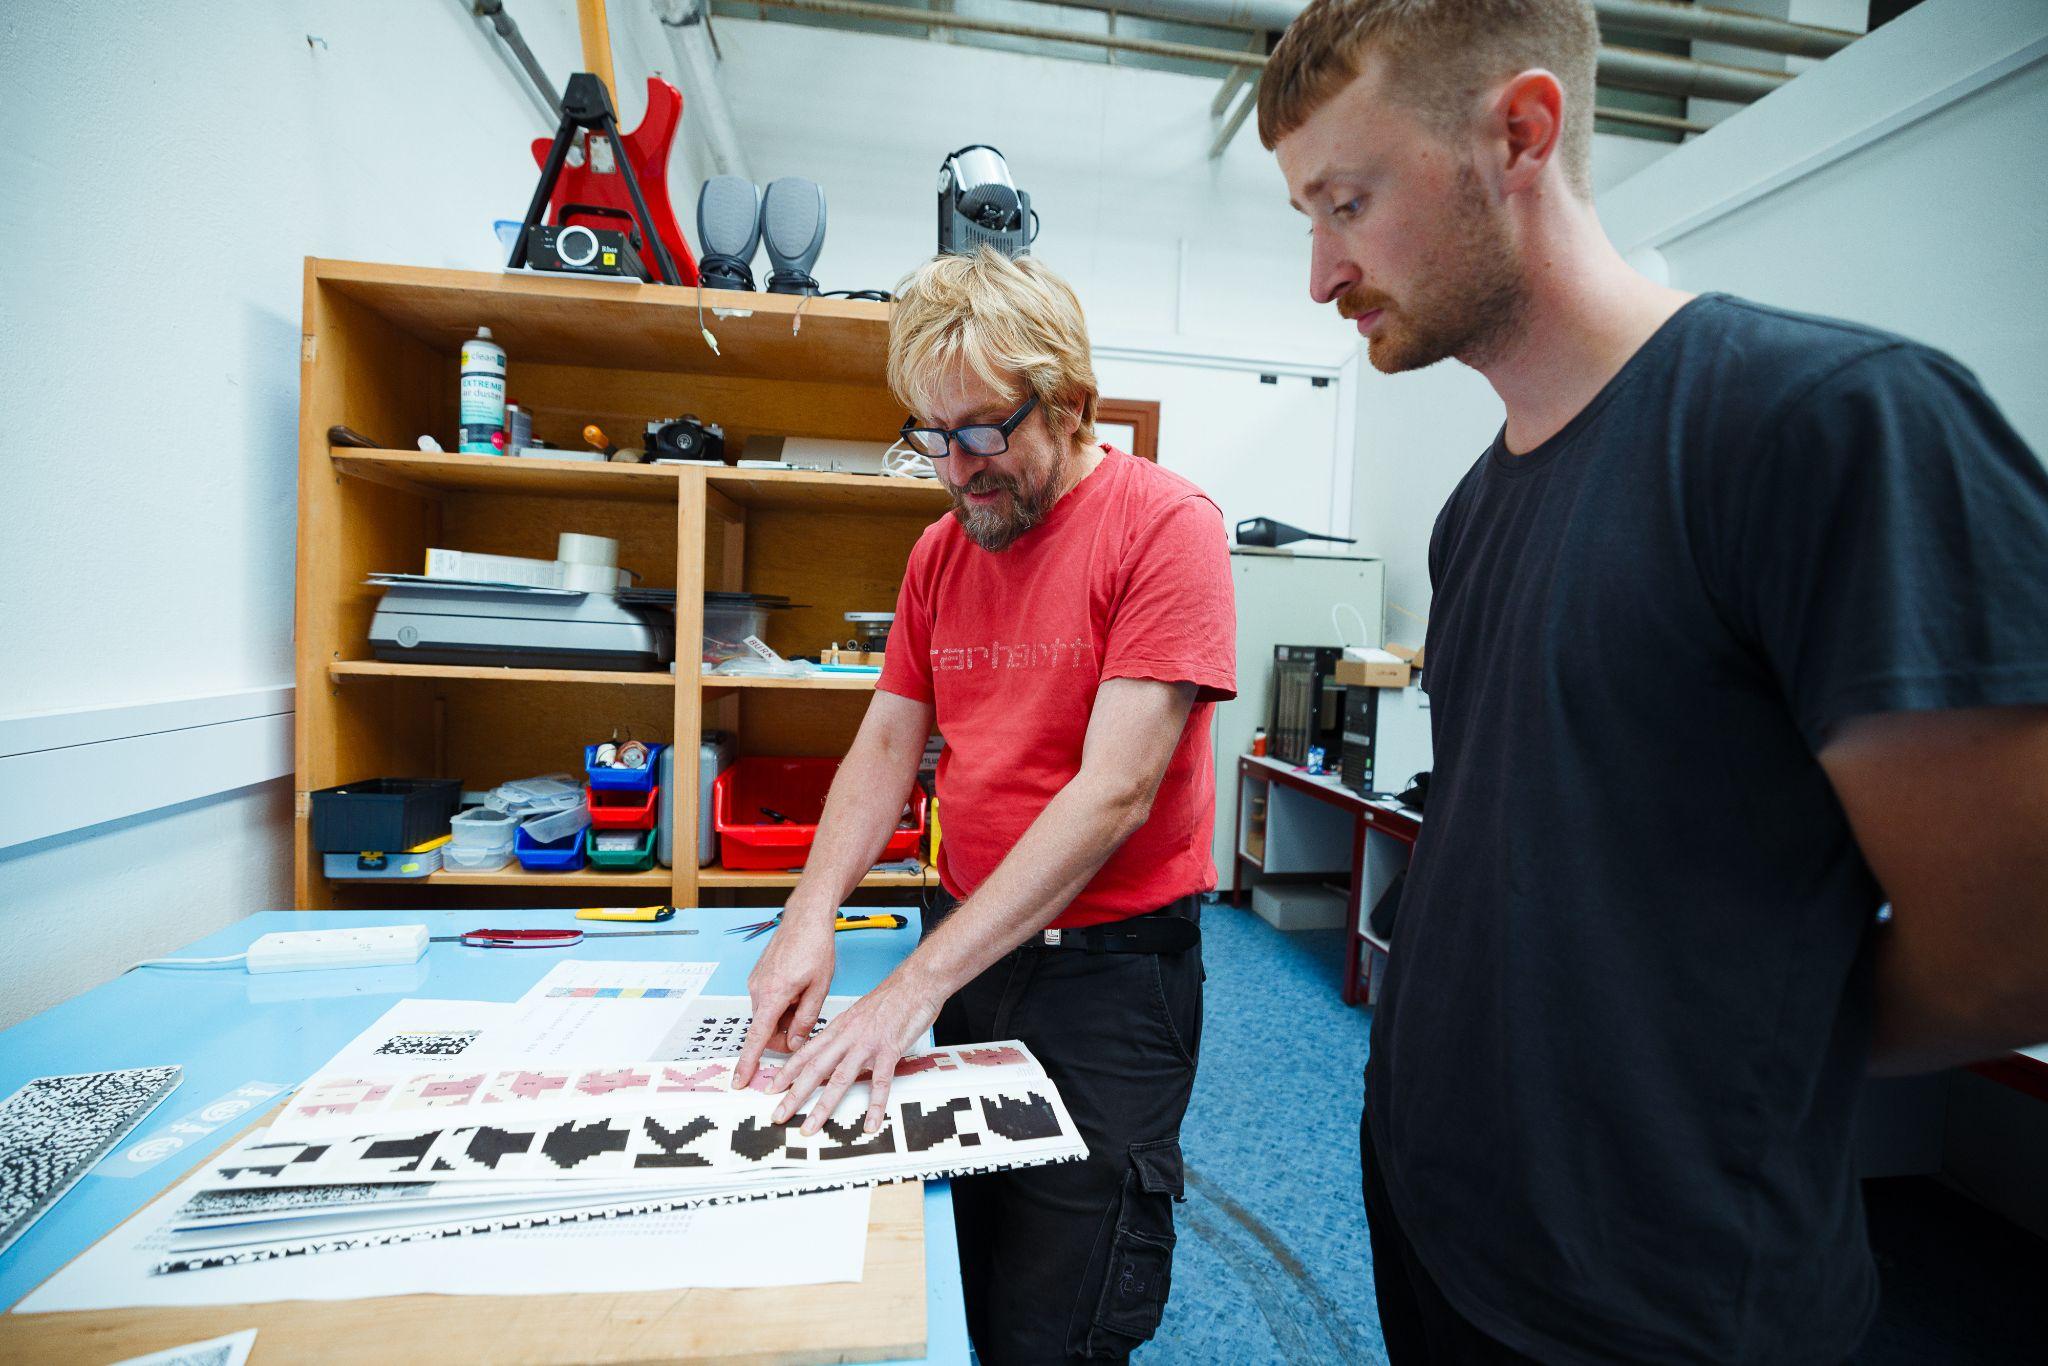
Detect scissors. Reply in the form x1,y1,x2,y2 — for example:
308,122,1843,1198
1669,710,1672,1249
727,913,910,943
432,927,699,948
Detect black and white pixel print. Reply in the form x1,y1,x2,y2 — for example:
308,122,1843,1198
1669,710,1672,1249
0,1066,181,1254
374,1030,480,1058
179,1180,440,1221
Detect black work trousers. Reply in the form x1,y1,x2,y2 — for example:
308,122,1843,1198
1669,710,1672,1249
927,892,1203,1364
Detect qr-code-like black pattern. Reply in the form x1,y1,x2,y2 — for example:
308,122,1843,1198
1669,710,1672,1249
374,1030,480,1057
673,1012,835,1060
0,1066,181,1253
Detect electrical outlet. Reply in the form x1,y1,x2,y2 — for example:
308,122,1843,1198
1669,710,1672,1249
245,925,429,974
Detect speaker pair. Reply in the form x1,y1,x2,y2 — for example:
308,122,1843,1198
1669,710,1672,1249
695,176,826,296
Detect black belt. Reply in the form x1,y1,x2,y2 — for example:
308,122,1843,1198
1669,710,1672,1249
1031,902,1201,955
925,890,1202,955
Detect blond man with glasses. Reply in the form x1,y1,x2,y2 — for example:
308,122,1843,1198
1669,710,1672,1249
735,247,1236,1363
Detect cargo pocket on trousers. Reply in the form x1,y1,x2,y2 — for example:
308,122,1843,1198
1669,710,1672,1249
1087,1137,1185,1353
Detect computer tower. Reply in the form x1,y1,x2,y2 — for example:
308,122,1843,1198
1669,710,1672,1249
1270,645,1347,765
1340,684,1433,796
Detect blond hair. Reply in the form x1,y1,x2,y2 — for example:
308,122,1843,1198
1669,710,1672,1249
888,248,1098,447
1257,0,1599,200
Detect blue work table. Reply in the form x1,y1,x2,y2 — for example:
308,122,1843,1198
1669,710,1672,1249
0,906,968,1363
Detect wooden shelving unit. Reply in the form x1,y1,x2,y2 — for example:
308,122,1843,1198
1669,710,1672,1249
295,259,948,909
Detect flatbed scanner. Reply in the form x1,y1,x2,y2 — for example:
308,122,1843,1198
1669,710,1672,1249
368,577,674,672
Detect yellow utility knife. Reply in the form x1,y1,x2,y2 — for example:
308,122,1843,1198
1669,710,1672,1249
835,914,909,932
577,905,676,923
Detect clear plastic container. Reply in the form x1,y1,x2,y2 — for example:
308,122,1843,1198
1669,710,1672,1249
443,843,514,872
521,802,592,845
703,601,770,665
450,807,519,848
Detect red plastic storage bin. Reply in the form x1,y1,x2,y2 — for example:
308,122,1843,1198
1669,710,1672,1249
713,758,925,871
586,784,660,830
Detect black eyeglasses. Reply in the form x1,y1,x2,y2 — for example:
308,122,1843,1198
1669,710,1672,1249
899,392,1040,459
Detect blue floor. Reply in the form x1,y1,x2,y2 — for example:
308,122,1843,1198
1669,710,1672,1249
1144,902,1382,1364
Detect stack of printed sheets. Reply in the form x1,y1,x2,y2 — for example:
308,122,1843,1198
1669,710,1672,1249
16,960,1086,1308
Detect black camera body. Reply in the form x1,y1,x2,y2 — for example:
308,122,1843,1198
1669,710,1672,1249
645,414,726,464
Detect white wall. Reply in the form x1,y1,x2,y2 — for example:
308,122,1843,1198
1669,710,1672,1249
0,0,705,1026
704,17,1334,355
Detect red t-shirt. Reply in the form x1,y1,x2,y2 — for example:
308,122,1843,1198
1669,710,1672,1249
879,446,1237,928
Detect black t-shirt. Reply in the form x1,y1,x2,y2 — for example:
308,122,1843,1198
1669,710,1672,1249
1367,295,2048,1364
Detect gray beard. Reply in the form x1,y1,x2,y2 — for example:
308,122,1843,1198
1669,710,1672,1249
950,468,1062,553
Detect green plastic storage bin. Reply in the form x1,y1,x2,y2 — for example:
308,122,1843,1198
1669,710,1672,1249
585,827,657,872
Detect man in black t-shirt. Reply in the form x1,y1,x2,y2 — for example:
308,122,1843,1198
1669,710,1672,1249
1256,2,2048,1363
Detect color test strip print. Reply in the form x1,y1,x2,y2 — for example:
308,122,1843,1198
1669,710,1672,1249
545,987,685,999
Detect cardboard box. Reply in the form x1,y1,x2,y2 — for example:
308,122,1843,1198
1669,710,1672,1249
1252,883,1348,932
1335,656,1412,689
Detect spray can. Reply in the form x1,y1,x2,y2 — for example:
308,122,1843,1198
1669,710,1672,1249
459,326,508,454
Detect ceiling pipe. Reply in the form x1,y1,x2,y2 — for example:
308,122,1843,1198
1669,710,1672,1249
1596,43,1788,103
739,0,1710,139
1210,79,1259,158
1593,0,1855,60
744,0,1285,69
473,0,564,121
654,0,753,181
1044,0,1854,63
1047,0,1796,103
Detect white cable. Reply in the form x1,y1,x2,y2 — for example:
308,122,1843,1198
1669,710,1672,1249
126,953,248,973
882,437,936,480
1331,601,1368,649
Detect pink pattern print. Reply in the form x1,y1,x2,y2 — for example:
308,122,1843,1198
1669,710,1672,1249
574,1068,653,1097
658,1065,728,1093
499,1071,569,1100
416,1074,485,1102
894,1054,958,1077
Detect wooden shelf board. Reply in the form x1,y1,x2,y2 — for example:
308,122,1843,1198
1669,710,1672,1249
313,258,893,384
699,865,933,889
330,448,681,501
424,865,672,888
700,673,880,692
329,661,676,687
707,466,952,514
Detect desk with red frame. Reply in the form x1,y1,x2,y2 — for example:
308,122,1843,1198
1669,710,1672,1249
1231,753,1422,1006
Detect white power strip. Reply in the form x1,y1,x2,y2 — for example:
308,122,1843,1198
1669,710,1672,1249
245,925,430,974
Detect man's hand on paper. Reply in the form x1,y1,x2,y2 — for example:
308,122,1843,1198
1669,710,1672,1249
767,965,946,1136
733,904,837,1088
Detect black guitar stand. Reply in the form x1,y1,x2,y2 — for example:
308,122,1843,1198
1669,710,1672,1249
509,72,680,286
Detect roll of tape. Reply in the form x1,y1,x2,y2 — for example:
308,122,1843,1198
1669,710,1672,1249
557,532,618,567
560,560,618,595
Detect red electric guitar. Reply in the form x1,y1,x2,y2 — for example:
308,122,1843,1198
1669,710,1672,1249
524,0,699,285
531,75,700,286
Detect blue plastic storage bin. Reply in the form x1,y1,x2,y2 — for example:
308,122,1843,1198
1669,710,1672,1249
515,824,588,872
585,743,665,792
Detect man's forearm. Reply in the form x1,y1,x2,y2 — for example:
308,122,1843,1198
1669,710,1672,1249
896,771,1154,1001
1868,923,2048,1077
786,732,924,922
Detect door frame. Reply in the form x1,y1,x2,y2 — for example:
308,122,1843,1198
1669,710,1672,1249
1096,398,1161,461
